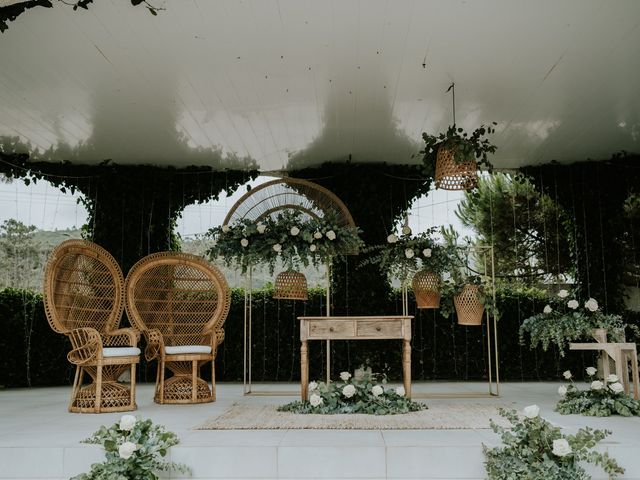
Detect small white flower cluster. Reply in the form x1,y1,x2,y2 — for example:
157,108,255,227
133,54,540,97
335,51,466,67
117,415,138,459
561,369,626,395
522,405,572,457
545,290,600,313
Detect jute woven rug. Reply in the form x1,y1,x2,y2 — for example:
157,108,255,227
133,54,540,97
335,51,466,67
197,403,508,430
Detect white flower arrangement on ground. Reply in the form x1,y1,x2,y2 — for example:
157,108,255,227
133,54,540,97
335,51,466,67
555,368,640,417
519,290,631,356
483,407,624,479
71,415,189,480
278,371,427,415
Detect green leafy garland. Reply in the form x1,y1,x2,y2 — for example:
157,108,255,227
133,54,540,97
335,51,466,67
206,210,363,274
279,371,426,415
71,415,189,480
519,290,630,356
556,369,640,417
484,407,624,480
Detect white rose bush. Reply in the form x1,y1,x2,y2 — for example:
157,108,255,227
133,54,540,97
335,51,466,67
207,210,363,274
71,415,189,480
483,407,624,479
519,290,629,356
279,370,427,415
556,368,640,417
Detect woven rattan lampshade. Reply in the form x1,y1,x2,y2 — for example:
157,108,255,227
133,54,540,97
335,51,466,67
412,270,441,309
273,270,308,301
434,146,478,191
453,284,484,326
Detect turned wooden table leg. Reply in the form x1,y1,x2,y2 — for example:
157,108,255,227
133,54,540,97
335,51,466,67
301,340,309,401
403,339,411,398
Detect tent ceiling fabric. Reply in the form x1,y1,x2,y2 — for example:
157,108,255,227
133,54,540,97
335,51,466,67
1,0,639,171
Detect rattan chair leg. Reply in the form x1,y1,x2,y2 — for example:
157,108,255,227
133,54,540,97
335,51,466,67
211,360,216,401
192,361,197,403
130,363,136,409
95,365,103,413
69,366,82,412
159,361,165,404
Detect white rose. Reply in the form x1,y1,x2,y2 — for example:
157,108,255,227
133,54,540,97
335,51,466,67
405,248,415,259
606,374,619,383
585,367,597,377
308,381,318,392
309,244,317,252
567,299,579,309
309,393,323,407
523,404,540,419
387,234,398,244
543,305,552,314
272,243,282,252
584,298,599,312
290,226,300,236
563,370,572,380
340,371,352,382
221,225,230,233
256,223,266,234
590,380,604,391
326,230,336,241
558,289,569,298
314,231,323,239
609,382,624,394
558,385,567,397
118,441,138,460
402,225,412,235
240,238,249,247
372,385,384,397
119,415,136,431
395,386,405,397
422,248,432,257
342,384,356,398
552,438,572,457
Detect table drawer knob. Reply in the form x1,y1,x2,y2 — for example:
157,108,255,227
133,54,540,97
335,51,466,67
376,326,382,332
329,327,334,332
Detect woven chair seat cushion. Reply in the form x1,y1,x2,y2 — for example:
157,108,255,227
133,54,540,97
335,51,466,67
164,345,212,355
102,347,141,357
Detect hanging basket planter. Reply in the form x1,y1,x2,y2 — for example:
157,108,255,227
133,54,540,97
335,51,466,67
434,145,478,191
412,270,441,309
454,284,484,326
273,270,308,301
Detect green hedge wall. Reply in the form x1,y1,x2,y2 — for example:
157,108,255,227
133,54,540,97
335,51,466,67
5,286,631,389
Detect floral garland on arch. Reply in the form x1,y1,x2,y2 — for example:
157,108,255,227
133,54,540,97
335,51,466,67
519,289,631,356
206,210,363,274
556,368,640,417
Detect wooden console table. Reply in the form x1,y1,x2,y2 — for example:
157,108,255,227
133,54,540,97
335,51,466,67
298,315,413,401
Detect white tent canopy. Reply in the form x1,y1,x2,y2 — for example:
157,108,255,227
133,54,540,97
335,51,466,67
1,0,639,171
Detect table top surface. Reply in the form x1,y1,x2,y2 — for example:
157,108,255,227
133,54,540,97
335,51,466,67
298,315,413,321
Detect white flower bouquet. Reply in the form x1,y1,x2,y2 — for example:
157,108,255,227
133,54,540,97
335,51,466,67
278,370,426,415
519,291,629,356
556,368,640,417
71,415,189,480
483,407,624,479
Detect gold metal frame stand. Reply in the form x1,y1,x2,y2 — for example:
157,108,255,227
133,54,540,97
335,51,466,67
410,244,500,399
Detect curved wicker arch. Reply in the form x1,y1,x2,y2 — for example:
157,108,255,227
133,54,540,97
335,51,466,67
43,239,125,335
124,252,231,338
223,177,355,227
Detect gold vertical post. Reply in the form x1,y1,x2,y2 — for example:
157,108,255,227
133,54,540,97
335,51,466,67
326,258,331,384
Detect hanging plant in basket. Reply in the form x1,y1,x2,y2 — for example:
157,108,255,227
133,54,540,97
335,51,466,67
360,227,455,308
421,123,497,191
439,274,498,326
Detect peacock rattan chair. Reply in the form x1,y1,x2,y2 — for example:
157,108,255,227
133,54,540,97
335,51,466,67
43,239,141,413
125,252,230,404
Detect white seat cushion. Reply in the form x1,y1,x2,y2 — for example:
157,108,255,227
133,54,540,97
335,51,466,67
165,345,212,355
102,347,141,358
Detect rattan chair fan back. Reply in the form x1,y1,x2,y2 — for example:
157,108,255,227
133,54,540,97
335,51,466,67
44,239,125,335
125,252,230,345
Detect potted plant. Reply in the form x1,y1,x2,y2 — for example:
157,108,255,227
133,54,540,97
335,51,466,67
519,289,631,356
420,123,497,190
360,227,454,308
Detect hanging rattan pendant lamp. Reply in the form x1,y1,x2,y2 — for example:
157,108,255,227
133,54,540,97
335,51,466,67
434,146,478,191
412,270,441,309
454,284,484,326
273,270,308,301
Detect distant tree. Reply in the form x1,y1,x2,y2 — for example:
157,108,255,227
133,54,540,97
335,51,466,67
0,219,40,289
622,192,640,287
455,173,572,284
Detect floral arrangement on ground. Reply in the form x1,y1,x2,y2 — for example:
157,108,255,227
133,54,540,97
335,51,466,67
71,415,189,480
556,368,640,417
519,290,630,356
278,371,427,415
207,210,363,273
483,405,624,480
